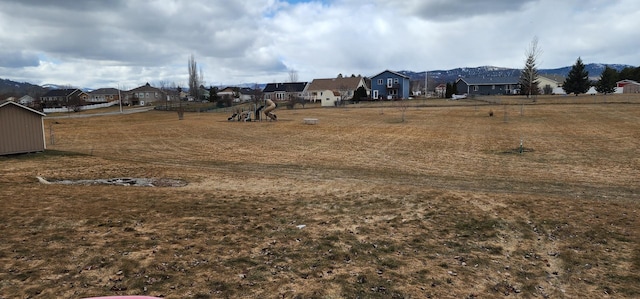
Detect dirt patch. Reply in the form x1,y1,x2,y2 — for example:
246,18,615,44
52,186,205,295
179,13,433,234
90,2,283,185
36,176,188,187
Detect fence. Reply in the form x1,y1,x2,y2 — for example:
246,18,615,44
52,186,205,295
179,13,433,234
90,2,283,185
43,101,119,114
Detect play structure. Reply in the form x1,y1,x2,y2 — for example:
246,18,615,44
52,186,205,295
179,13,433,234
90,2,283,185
227,99,277,122
263,98,277,121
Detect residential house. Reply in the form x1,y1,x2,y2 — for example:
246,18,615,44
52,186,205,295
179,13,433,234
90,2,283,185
88,88,121,103
262,82,307,102
538,75,565,95
0,100,46,155
305,75,369,107
455,77,520,96
370,70,410,100
435,84,446,98
217,87,237,101
40,88,89,107
125,83,165,105
217,86,254,103
17,95,36,106
239,88,256,102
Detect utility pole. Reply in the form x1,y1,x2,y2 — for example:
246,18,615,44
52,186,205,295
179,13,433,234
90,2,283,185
118,84,123,113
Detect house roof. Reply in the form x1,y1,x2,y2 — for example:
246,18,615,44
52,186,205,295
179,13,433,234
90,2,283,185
239,87,254,95
371,70,410,80
539,74,565,83
456,76,520,85
90,88,121,95
18,95,35,101
306,76,364,92
617,79,640,85
0,100,46,116
128,83,163,93
42,88,79,97
263,82,307,93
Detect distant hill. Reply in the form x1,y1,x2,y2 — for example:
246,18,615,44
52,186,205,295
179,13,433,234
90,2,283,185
401,63,634,84
0,78,48,98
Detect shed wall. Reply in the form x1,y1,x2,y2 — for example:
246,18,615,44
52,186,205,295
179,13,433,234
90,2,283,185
0,104,45,155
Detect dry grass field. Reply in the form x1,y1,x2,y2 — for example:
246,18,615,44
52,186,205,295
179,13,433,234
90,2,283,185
1,95,639,298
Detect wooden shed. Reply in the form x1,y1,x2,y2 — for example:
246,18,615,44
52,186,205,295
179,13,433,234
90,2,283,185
0,101,47,155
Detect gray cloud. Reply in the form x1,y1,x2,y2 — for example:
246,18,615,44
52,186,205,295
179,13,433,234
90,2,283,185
0,0,638,87
401,0,538,21
0,50,39,68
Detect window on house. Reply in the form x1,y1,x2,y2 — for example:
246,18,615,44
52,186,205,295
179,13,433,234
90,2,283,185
394,78,399,84
492,85,495,90
378,79,383,85
473,86,478,91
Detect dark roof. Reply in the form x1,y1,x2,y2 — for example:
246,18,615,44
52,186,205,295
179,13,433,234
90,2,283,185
263,82,307,93
41,88,78,97
456,76,520,85
239,87,255,95
371,70,410,80
89,88,120,95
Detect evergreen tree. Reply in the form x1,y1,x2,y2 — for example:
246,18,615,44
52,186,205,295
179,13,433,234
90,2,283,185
563,57,590,95
518,37,541,98
445,83,453,98
619,66,640,82
595,66,618,94
352,86,367,103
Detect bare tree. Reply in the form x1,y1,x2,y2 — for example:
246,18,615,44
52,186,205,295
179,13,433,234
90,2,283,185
338,84,350,107
188,54,201,100
519,36,542,99
288,69,299,83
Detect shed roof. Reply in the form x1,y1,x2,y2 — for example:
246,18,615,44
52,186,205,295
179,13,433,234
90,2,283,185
0,100,46,116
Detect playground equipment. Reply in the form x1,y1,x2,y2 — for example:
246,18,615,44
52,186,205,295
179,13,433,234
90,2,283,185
263,98,277,121
227,109,253,122
227,100,276,122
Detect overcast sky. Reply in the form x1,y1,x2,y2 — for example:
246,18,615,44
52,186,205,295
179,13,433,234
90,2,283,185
1,0,638,88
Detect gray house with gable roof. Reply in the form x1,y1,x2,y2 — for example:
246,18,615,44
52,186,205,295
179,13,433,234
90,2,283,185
455,76,521,96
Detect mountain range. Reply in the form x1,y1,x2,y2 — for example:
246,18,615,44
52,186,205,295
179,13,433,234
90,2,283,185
0,63,635,97
400,63,633,84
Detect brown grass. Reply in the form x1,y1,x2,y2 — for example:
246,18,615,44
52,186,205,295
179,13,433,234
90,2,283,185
1,94,639,298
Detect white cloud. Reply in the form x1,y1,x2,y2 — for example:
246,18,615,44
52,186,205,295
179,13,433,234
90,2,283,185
0,0,639,88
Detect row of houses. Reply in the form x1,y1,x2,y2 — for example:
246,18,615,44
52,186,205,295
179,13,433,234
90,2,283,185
261,70,410,107
454,75,640,96
35,83,182,108
25,70,410,109
15,71,640,112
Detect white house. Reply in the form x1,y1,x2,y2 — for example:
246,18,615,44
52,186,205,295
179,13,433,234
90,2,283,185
305,75,368,107
538,75,565,95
